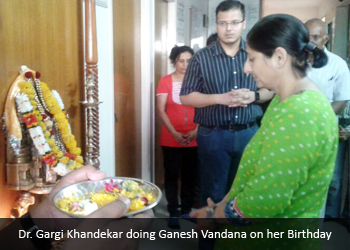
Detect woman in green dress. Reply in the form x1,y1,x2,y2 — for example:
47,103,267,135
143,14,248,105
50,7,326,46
191,13,338,245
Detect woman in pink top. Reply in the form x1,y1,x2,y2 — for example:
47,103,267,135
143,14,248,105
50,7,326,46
156,46,198,228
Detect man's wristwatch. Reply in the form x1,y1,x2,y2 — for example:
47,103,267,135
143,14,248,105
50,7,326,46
254,91,260,102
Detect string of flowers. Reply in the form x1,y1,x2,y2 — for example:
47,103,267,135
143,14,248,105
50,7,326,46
39,81,82,157
16,79,83,176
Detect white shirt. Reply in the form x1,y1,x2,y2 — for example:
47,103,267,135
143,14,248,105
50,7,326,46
307,48,350,103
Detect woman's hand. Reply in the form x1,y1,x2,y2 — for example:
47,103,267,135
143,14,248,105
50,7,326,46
172,131,188,145
189,198,220,231
228,89,254,108
183,128,198,145
339,126,350,141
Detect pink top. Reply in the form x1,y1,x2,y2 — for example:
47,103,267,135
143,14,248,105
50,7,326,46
156,74,197,147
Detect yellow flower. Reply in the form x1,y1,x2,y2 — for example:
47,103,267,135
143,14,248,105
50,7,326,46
67,161,76,170
40,82,50,91
51,106,61,115
39,122,47,131
67,164,76,171
48,139,56,147
60,127,69,135
60,157,70,165
62,134,75,144
55,112,66,121
44,131,51,138
20,82,35,94
27,93,36,99
52,146,59,154
72,147,81,156
45,98,55,109
66,141,77,151
75,163,83,169
57,151,63,158
76,155,84,164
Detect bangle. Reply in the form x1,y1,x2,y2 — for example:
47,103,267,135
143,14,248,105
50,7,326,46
20,213,52,250
224,198,252,227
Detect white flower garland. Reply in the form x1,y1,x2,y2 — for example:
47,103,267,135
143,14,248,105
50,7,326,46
51,90,65,111
15,93,71,176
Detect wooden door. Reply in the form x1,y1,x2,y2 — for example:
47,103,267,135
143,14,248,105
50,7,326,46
113,0,142,178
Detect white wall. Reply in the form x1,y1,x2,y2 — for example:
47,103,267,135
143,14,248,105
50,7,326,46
83,0,116,177
140,0,155,182
184,0,209,47
166,0,209,74
262,0,344,22
333,6,349,59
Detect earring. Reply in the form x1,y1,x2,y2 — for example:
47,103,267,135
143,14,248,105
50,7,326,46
276,65,280,69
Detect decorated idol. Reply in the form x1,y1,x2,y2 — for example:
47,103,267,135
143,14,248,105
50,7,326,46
3,66,83,192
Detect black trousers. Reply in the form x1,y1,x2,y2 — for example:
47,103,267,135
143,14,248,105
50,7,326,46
162,146,197,217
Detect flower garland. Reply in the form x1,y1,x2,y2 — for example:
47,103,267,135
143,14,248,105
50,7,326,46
39,81,82,156
16,77,83,176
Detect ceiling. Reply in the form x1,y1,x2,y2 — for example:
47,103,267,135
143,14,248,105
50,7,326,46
264,0,330,9
262,0,348,21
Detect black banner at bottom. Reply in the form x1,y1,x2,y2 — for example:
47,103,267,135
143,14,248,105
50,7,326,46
0,218,349,250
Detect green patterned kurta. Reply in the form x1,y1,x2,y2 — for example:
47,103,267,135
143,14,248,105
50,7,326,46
227,90,338,218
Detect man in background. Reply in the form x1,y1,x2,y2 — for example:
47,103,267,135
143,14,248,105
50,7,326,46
306,18,350,218
180,0,273,208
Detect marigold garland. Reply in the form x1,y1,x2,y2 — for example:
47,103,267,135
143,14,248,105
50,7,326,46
16,79,83,176
40,82,82,156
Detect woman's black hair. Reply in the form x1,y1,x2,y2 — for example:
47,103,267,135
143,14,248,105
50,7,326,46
247,14,328,77
169,46,194,64
206,33,218,46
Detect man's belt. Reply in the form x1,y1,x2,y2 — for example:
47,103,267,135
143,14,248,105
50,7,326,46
202,121,257,132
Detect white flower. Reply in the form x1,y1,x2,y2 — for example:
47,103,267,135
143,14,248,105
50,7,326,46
68,123,72,134
36,141,51,155
28,127,51,155
81,202,98,216
52,90,65,110
16,93,33,113
53,163,70,176
28,126,42,138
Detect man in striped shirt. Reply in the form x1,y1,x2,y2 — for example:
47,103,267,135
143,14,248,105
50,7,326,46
180,0,274,206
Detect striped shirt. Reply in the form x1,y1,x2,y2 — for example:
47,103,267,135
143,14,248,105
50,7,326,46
180,39,262,126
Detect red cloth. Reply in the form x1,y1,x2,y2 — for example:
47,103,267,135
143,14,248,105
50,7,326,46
156,74,197,147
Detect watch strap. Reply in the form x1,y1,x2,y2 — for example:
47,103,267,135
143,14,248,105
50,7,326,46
255,91,260,102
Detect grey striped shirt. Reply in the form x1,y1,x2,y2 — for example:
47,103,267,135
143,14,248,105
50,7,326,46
180,39,263,126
